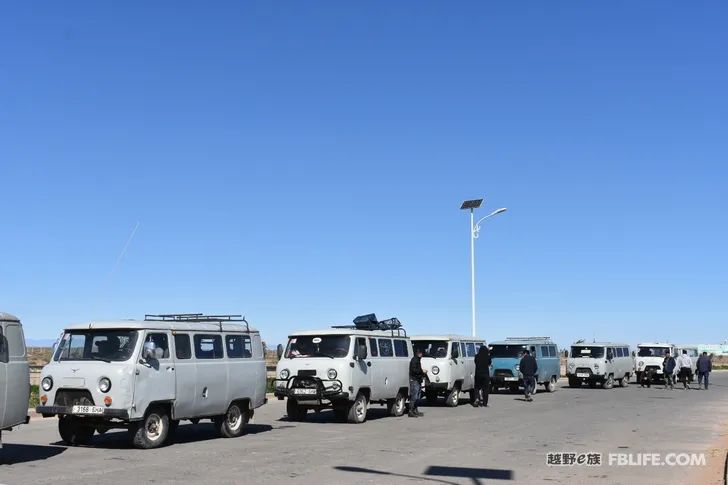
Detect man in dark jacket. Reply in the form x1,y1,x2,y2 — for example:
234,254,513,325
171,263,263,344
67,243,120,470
519,349,538,402
409,349,427,417
473,345,492,407
663,351,676,390
697,352,712,390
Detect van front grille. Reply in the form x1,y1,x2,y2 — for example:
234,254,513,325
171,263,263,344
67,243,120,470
54,389,95,407
297,370,317,377
494,369,513,378
575,368,593,376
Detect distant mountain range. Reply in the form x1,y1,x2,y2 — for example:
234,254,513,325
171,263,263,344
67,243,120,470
25,338,57,348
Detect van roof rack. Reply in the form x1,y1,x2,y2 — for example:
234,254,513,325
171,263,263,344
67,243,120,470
144,313,250,332
331,313,407,337
505,336,551,340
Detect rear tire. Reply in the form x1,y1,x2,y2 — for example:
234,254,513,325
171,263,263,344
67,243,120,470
218,402,248,438
347,392,368,424
58,416,94,446
286,399,308,421
546,377,557,392
131,407,170,449
387,391,406,417
619,375,629,387
445,384,461,407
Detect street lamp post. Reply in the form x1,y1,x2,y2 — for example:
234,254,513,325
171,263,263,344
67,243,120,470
460,199,507,337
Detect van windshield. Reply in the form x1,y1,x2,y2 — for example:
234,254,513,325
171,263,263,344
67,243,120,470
413,340,448,358
637,347,670,358
571,346,605,358
285,335,351,359
490,344,526,358
54,330,139,362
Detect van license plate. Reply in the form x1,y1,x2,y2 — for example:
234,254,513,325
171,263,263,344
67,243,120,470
293,389,317,395
576,373,590,378
504,377,518,381
656,370,663,374
71,405,104,415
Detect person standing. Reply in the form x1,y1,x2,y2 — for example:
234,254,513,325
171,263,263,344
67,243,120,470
676,350,693,390
696,352,712,390
519,349,538,402
473,345,492,407
408,348,427,417
663,351,676,390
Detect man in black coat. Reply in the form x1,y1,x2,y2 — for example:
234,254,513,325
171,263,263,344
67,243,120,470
409,349,427,417
663,351,676,390
519,349,538,402
473,345,492,407
697,352,712,390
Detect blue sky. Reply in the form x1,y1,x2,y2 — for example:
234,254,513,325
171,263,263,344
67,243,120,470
1,2,726,347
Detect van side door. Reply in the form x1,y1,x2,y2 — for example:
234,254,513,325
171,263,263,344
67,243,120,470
133,331,176,419
171,333,196,419
0,324,7,426
192,334,229,416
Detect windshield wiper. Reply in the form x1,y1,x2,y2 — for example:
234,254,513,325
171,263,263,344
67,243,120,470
314,351,335,359
89,356,112,363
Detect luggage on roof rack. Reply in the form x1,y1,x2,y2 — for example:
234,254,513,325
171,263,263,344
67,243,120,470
332,313,407,337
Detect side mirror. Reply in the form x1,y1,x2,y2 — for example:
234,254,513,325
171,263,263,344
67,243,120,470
142,341,157,360
276,344,284,360
357,344,368,360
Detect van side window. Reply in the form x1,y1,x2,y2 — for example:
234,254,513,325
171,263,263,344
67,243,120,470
226,335,252,358
394,339,409,357
466,342,476,357
540,345,549,357
550,346,557,357
451,342,459,358
5,325,25,358
174,334,192,359
369,338,378,357
378,339,393,357
461,342,467,358
194,334,224,359
616,347,623,358
624,347,630,356
147,333,170,359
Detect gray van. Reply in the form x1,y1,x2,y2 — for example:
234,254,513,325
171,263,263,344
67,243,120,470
37,314,267,449
1,312,31,448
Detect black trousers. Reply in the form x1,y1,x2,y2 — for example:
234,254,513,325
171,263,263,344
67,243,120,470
474,374,490,405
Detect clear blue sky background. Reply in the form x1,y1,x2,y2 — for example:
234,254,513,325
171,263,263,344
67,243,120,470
1,2,726,348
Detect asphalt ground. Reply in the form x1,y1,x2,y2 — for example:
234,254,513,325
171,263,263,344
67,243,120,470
2,373,727,485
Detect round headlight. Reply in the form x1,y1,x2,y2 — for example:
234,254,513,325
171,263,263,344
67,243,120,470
568,362,575,369
431,366,440,375
327,369,337,380
593,363,600,370
99,377,112,393
638,360,644,367
280,369,290,380
41,376,53,392
515,364,520,371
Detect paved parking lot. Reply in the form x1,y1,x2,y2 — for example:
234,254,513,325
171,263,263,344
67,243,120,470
2,374,727,485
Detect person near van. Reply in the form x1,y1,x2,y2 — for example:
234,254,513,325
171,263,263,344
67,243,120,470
473,345,491,407
663,351,676,390
519,349,538,402
676,349,693,390
696,352,712,390
409,348,427,417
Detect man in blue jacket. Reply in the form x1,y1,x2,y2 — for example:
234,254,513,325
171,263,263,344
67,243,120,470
696,352,712,390
519,349,538,402
663,350,676,390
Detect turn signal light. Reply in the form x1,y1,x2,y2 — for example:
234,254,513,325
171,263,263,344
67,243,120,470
40,394,48,404
104,396,113,407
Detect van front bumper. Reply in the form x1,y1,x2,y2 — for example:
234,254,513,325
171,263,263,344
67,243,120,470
273,377,347,402
424,382,448,391
36,406,130,420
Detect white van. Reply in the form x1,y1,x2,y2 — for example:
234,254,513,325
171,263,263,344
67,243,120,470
274,314,411,424
411,335,486,407
1,312,31,448
566,341,633,389
37,314,266,449
635,342,675,383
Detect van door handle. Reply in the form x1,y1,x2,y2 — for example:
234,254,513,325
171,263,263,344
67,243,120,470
166,366,175,372
367,362,372,367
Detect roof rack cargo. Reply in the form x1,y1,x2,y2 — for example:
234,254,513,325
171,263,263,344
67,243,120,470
331,313,407,337
505,336,551,340
144,313,250,332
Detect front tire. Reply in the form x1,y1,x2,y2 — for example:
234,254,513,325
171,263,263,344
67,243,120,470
619,375,629,387
131,407,170,449
347,392,368,424
58,416,94,446
445,384,461,407
602,375,614,390
286,399,308,421
218,402,248,438
387,391,407,417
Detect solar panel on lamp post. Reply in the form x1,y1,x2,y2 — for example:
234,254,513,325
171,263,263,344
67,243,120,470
460,199,507,337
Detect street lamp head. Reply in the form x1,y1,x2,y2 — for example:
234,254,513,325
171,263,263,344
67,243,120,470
491,207,508,216
460,199,483,210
